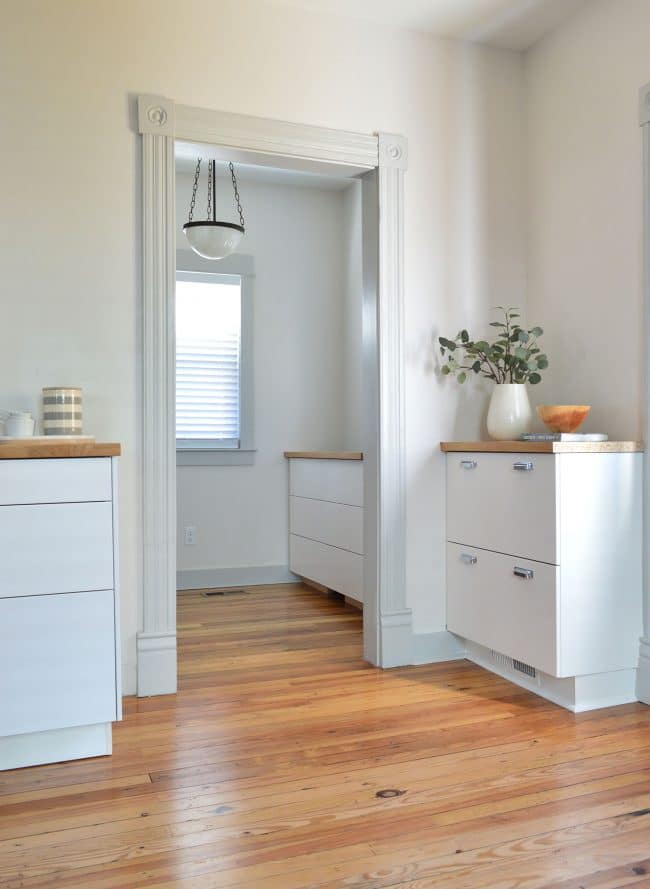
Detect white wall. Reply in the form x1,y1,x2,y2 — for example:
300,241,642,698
526,0,648,439
0,0,526,690
175,172,355,579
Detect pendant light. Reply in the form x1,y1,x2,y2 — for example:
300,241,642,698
183,159,245,260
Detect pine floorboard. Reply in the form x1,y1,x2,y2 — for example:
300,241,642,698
1,582,649,888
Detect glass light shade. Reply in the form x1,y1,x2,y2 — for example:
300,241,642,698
183,222,244,260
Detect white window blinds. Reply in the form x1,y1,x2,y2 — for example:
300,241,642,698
175,273,242,448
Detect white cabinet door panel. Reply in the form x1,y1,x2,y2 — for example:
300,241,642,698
0,589,117,736
0,502,114,598
0,458,111,505
290,534,363,601
289,459,363,506
290,496,363,555
447,542,559,676
447,453,558,564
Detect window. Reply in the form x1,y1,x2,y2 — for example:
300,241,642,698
176,271,241,448
175,255,254,465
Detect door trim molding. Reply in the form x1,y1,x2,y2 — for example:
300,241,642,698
638,81,650,704
138,95,409,693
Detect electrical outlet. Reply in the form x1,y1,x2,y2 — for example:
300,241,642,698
184,526,197,546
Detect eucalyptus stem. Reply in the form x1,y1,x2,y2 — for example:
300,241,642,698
438,307,547,387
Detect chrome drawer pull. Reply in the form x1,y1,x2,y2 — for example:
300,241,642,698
460,460,478,470
513,566,534,580
513,461,534,471
460,552,477,565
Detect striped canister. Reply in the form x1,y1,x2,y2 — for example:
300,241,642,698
42,387,83,435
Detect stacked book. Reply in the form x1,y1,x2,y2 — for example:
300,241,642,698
520,432,608,442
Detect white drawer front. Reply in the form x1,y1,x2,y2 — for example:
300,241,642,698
290,534,363,601
0,589,117,736
290,496,363,555
289,459,363,506
0,457,112,505
0,502,114,598
447,453,557,563
447,542,559,675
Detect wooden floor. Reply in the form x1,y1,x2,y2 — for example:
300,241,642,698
2,583,650,888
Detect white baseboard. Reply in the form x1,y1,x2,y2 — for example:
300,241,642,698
137,631,177,697
466,640,637,713
636,637,650,704
177,564,299,590
379,612,465,668
0,723,111,771
379,610,414,668
410,630,466,665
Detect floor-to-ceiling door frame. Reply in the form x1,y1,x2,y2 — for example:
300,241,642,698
638,81,650,703
137,94,411,695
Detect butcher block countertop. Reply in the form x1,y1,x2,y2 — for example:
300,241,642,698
284,451,363,461
0,440,121,459
440,440,643,454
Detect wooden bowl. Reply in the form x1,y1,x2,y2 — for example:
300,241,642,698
536,404,591,433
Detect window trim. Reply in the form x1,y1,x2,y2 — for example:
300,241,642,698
175,250,255,466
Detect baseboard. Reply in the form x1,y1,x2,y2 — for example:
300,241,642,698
379,610,414,667
137,631,177,697
410,630,466,665
377,611,462,668
636,637,650,704
0,723,111,771
466,640,638,713
177,564,299,591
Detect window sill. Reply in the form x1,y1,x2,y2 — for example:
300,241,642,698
176,449,257,467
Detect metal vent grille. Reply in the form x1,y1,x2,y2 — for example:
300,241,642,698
488,650,537,680
513,658,536,678
201,588,247,597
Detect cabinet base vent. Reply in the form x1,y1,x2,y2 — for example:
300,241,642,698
513,658,536,678
489,650,536,680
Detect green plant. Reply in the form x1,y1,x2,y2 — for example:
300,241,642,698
439,307,548,385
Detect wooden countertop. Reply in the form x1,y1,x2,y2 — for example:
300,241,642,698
0,440,121,459
440,440,643,454
284,451,363,461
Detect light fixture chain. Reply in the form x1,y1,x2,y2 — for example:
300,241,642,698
229,162,245,229
188,158,201,223
207,161,213,221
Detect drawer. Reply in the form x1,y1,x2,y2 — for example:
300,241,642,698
0,502,114,597
447,452,557,564
0,458,112,505
447,542,559,675
0,589,117,736
290,534,363,601
290,496,363,554
289,459,363,506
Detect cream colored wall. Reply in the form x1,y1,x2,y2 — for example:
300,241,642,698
526,0,648,439
0,0,526,688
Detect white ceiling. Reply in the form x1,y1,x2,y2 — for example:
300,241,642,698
265,0,588,50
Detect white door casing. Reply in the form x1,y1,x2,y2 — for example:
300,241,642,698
638,82,650,704
137,95,410,693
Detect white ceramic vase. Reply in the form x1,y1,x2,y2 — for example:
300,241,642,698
486,383,532,440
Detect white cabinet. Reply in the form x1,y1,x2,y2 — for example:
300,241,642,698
447,453,558,564
447,543,559,676
0,589,117,736
0,502,114,597
287,456,364,603
0,454,121,769
444,446,643,712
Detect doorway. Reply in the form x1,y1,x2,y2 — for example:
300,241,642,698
137,96,408,696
